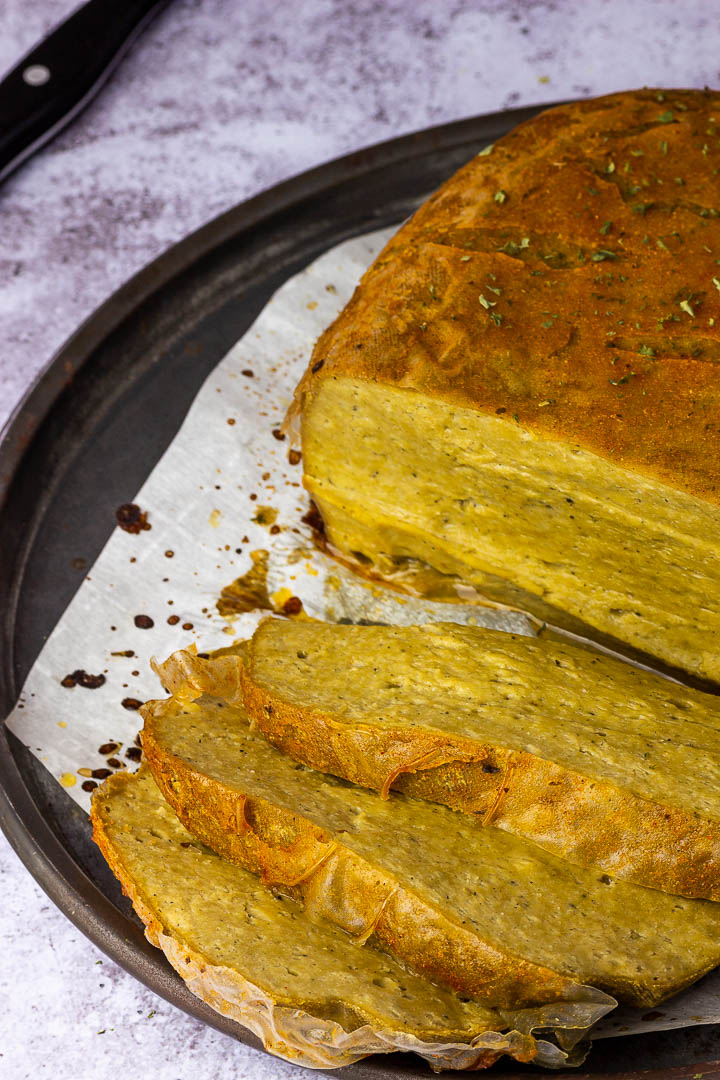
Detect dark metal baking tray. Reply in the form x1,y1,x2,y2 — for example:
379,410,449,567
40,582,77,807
1,103,719,1079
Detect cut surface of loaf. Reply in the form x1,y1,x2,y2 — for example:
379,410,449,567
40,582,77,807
161,621,720,900
291,88,720,684
91,766,579,1070
140,688,720,1009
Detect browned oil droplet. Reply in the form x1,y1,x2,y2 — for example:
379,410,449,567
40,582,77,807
182,622,194,631
61,670,106,689
164,549,174,558
217,549,272,617
116,503,151,534
288,449,302,466
98,742,119,755
241,369,254,377
107,757,123,769
122,698,142,711
252,505,278,527
82,780,98,792
134,614,154,629
126,746,142,762
167,614,180,625
92,768,112,780
269,524,281,535
271,428,285,441
110,649,135,658
282,596,303,616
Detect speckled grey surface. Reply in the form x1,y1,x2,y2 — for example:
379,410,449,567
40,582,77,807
2,1,719,1076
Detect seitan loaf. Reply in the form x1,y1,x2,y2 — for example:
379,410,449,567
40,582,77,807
290,88,720,685
91,767,584,1070
140,687,720,1009
157,621,720,900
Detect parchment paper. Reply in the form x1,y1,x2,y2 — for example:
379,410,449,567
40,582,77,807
5,226,720,1043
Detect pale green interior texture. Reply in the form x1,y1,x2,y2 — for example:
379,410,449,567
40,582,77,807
156,697,720,1002
250,619,720,819
98,768,499,1037
303,378,720,682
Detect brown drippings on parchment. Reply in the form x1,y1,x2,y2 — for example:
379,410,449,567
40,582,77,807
61,670,106,689
301,501,325,538
252,506,278,527
217,550,272,616
116,503,151,534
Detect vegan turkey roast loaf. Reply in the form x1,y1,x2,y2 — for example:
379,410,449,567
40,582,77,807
290,88,720,685
140,687,720,1010
89,89,720,1070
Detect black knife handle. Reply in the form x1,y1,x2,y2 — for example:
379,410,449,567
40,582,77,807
0,0,172,184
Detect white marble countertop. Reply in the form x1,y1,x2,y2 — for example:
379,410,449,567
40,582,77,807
1,2,718,1076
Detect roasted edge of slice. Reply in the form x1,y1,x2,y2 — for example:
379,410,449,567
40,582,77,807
154,625,720,902
139,691,623,1028
90,766,589,1071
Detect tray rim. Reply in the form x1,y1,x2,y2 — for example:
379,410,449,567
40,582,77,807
1,101,719,1080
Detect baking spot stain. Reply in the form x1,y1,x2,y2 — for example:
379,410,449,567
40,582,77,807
115,503,151,534
217,550,272,616
270,588,305,617
252,505,278,527
209,508,222,528
61,670,106,689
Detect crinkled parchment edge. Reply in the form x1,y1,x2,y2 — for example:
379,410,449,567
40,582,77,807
154,925,585,1071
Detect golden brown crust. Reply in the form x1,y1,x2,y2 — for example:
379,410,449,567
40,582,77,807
240,661,720,901
294,89,720,505
140,709,606,1012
